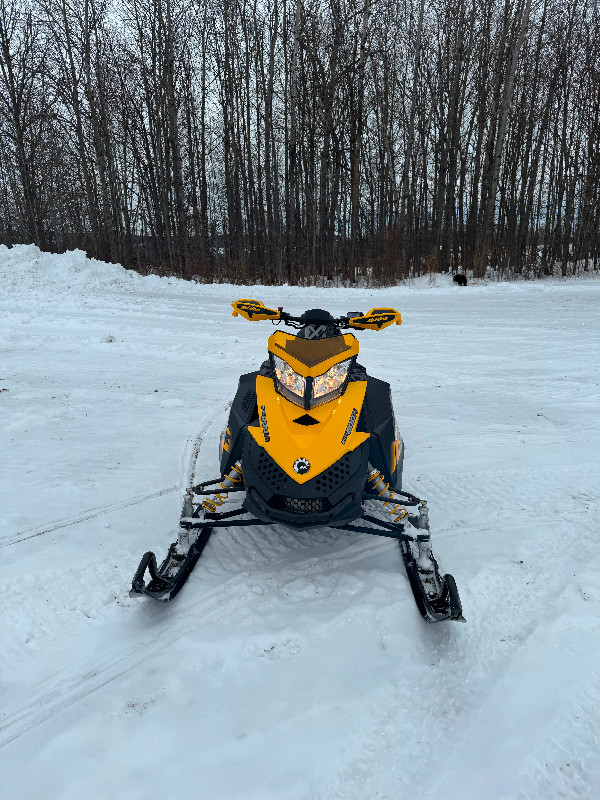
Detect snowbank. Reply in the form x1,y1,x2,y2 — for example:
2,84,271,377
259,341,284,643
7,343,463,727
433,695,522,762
2,244,598,306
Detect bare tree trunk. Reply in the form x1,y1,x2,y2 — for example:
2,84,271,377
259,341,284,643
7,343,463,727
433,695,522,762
349,0,370,282
474,0,532,277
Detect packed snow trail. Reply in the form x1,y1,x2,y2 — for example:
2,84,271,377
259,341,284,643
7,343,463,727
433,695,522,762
1,400,230,548
1,245,600,800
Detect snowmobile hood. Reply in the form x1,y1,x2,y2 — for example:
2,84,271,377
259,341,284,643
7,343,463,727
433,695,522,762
247,375,369,484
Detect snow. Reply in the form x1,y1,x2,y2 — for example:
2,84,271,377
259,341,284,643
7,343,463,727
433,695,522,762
1,244,600,800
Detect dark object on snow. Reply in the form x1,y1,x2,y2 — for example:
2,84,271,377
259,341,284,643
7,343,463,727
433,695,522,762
453,274,468,286
130,300,465,624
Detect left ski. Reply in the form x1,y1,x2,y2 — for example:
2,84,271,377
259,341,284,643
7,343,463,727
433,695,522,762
360,496,465,623
400,539,465,623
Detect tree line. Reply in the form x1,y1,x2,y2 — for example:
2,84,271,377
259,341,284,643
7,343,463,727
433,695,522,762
1,0,599,284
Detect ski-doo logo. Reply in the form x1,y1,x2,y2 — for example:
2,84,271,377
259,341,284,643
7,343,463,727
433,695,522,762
238,303,259,316
239,303,277,317
352,313,394,328
365,315,393,327
341,408,358,444
260,404,270,442
293,457,311,474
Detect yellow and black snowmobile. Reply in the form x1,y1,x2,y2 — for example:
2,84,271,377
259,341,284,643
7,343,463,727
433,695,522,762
130,301,464,623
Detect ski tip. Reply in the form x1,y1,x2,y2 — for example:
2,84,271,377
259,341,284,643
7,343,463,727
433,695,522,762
128,585,172,601
456,614,467,623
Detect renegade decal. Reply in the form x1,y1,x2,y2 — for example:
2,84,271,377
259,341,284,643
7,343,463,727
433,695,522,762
341,408,358,444
260,404,270,442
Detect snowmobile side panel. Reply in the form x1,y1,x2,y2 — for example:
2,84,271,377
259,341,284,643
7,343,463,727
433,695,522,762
357,377,404,489
220,371,260,475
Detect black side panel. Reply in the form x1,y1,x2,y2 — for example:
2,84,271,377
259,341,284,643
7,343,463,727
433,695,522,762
356,376,404,490
219,371,259,474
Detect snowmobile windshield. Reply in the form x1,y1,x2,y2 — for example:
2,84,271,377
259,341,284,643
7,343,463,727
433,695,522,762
282,336,353,368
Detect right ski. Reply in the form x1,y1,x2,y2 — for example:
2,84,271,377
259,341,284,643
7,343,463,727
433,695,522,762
129,527,213,601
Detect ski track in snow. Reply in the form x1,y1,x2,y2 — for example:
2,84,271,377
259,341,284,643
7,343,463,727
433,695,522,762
1,245,600,800
0,400,231,549
0,410,398,748
0,485,178,547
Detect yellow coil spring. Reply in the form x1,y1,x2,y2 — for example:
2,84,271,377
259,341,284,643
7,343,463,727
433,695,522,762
201,463,243,513
367,470,408,523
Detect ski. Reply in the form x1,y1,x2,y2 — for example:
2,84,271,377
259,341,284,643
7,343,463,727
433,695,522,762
129,527,213,601
344,507,465,623
400,539,465,623
130,506,464,620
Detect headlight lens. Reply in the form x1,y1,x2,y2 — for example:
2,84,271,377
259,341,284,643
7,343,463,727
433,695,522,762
312,358,352,402
273,355,306,402
272,354,353,407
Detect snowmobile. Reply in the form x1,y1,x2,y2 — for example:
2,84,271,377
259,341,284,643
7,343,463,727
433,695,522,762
130,300,464,623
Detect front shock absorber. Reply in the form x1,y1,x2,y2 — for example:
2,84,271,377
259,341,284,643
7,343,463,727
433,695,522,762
199,461,244,513
366,468,408,523
178,462,244,552
181,461,243,518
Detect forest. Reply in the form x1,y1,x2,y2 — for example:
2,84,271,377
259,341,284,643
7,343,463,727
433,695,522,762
0,0,599,284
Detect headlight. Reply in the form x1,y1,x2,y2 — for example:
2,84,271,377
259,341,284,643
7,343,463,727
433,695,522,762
312,358,352,404
273,354,306,404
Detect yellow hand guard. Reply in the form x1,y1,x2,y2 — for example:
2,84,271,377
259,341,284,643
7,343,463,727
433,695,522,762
348,308,401,330
231,299,281,321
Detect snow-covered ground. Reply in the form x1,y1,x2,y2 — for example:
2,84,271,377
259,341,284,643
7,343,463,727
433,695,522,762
2,244,599,800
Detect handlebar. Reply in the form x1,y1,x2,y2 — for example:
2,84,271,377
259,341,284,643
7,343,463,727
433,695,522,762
231,299,401,331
